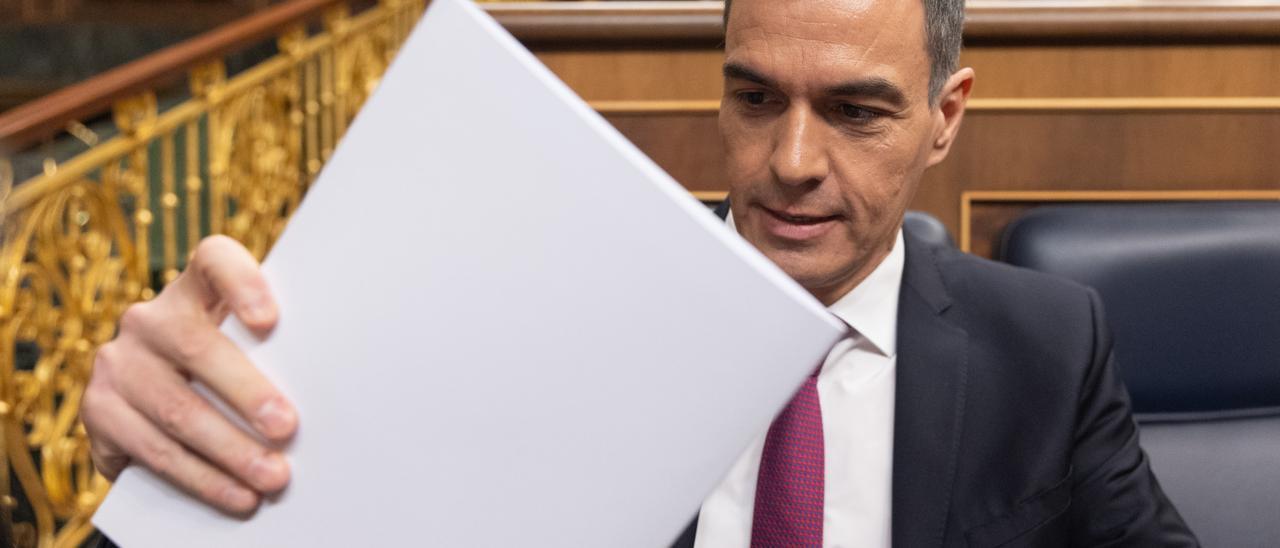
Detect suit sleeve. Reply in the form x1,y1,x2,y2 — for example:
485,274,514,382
1067,288,1199,547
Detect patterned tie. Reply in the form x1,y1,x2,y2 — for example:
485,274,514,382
750,365,824,547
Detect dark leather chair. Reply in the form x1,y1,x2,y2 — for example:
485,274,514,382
904,210,954,248
999,202,1280,547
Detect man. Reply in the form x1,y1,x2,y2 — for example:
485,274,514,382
82,0,1197,545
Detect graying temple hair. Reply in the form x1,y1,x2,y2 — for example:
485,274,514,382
723,0,965,104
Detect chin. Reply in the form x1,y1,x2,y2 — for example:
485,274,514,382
766,251,848,290
763,241,873,298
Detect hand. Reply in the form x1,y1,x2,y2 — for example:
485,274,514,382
82,235,298,515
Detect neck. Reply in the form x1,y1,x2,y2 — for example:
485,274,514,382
806,237,896,306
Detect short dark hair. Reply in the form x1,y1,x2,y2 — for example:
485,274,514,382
723,0,965,104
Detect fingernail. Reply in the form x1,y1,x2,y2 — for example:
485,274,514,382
249,452,288,489
222,485,256,511
242,297,271,325
254,398,296,438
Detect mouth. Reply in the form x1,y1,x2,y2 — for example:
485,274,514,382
757,206,843,241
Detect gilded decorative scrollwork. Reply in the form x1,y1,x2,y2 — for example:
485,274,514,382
0,1,426,545
1,166,141,547
332,7,394,130
207,66,305,260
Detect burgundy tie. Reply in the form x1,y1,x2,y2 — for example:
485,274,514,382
751,366,824,547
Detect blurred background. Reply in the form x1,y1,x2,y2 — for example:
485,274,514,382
1,1,1278,546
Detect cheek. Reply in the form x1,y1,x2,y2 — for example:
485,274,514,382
719,112,773,184
834,139,916,220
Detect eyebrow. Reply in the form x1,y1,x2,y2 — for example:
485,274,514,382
723,62,909,109
723,62,776,89
825,78,908,109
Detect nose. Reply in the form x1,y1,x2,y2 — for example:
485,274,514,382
769,105,829,187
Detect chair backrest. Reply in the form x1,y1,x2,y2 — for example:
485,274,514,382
999,201,1280,547
904,210,954,248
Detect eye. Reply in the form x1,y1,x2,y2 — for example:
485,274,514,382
741,91,768,106
837,103,880,121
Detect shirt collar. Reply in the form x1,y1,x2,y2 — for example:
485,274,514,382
727,211,903,357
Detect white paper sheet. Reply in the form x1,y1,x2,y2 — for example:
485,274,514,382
92,0,846,545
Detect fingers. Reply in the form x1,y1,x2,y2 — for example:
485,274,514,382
170,235,278,332
113,350,291,495
82,381,131,481
122,302,298,443
79,234,299,516
83,384,261,515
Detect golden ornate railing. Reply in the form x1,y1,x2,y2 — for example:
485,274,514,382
0,0,425,545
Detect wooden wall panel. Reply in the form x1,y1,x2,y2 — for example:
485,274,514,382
543,45,1280,102
936,111,1280,192
605,112,725,189
503,1,1280,251
966,202,1034,259
927,108,1280,234
960,45,1280,98
538,49,724,101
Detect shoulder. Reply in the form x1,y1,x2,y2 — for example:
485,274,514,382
909,239,1104,370
928,241,1098,323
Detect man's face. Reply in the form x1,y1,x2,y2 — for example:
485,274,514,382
722,0,958,304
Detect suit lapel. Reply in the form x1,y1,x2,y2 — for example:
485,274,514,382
892,235,969,548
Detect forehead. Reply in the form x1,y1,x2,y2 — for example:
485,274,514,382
725,0,930,94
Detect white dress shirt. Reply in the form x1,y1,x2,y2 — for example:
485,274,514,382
695,213,904,548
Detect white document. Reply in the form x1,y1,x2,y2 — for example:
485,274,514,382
92,0,845,545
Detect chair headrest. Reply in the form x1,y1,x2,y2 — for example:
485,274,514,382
1000,202,1280,415
904,210,955,248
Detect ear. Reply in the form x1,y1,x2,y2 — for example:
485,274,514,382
926,67,975,168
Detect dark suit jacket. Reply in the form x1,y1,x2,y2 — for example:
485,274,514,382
672,204,1197,547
